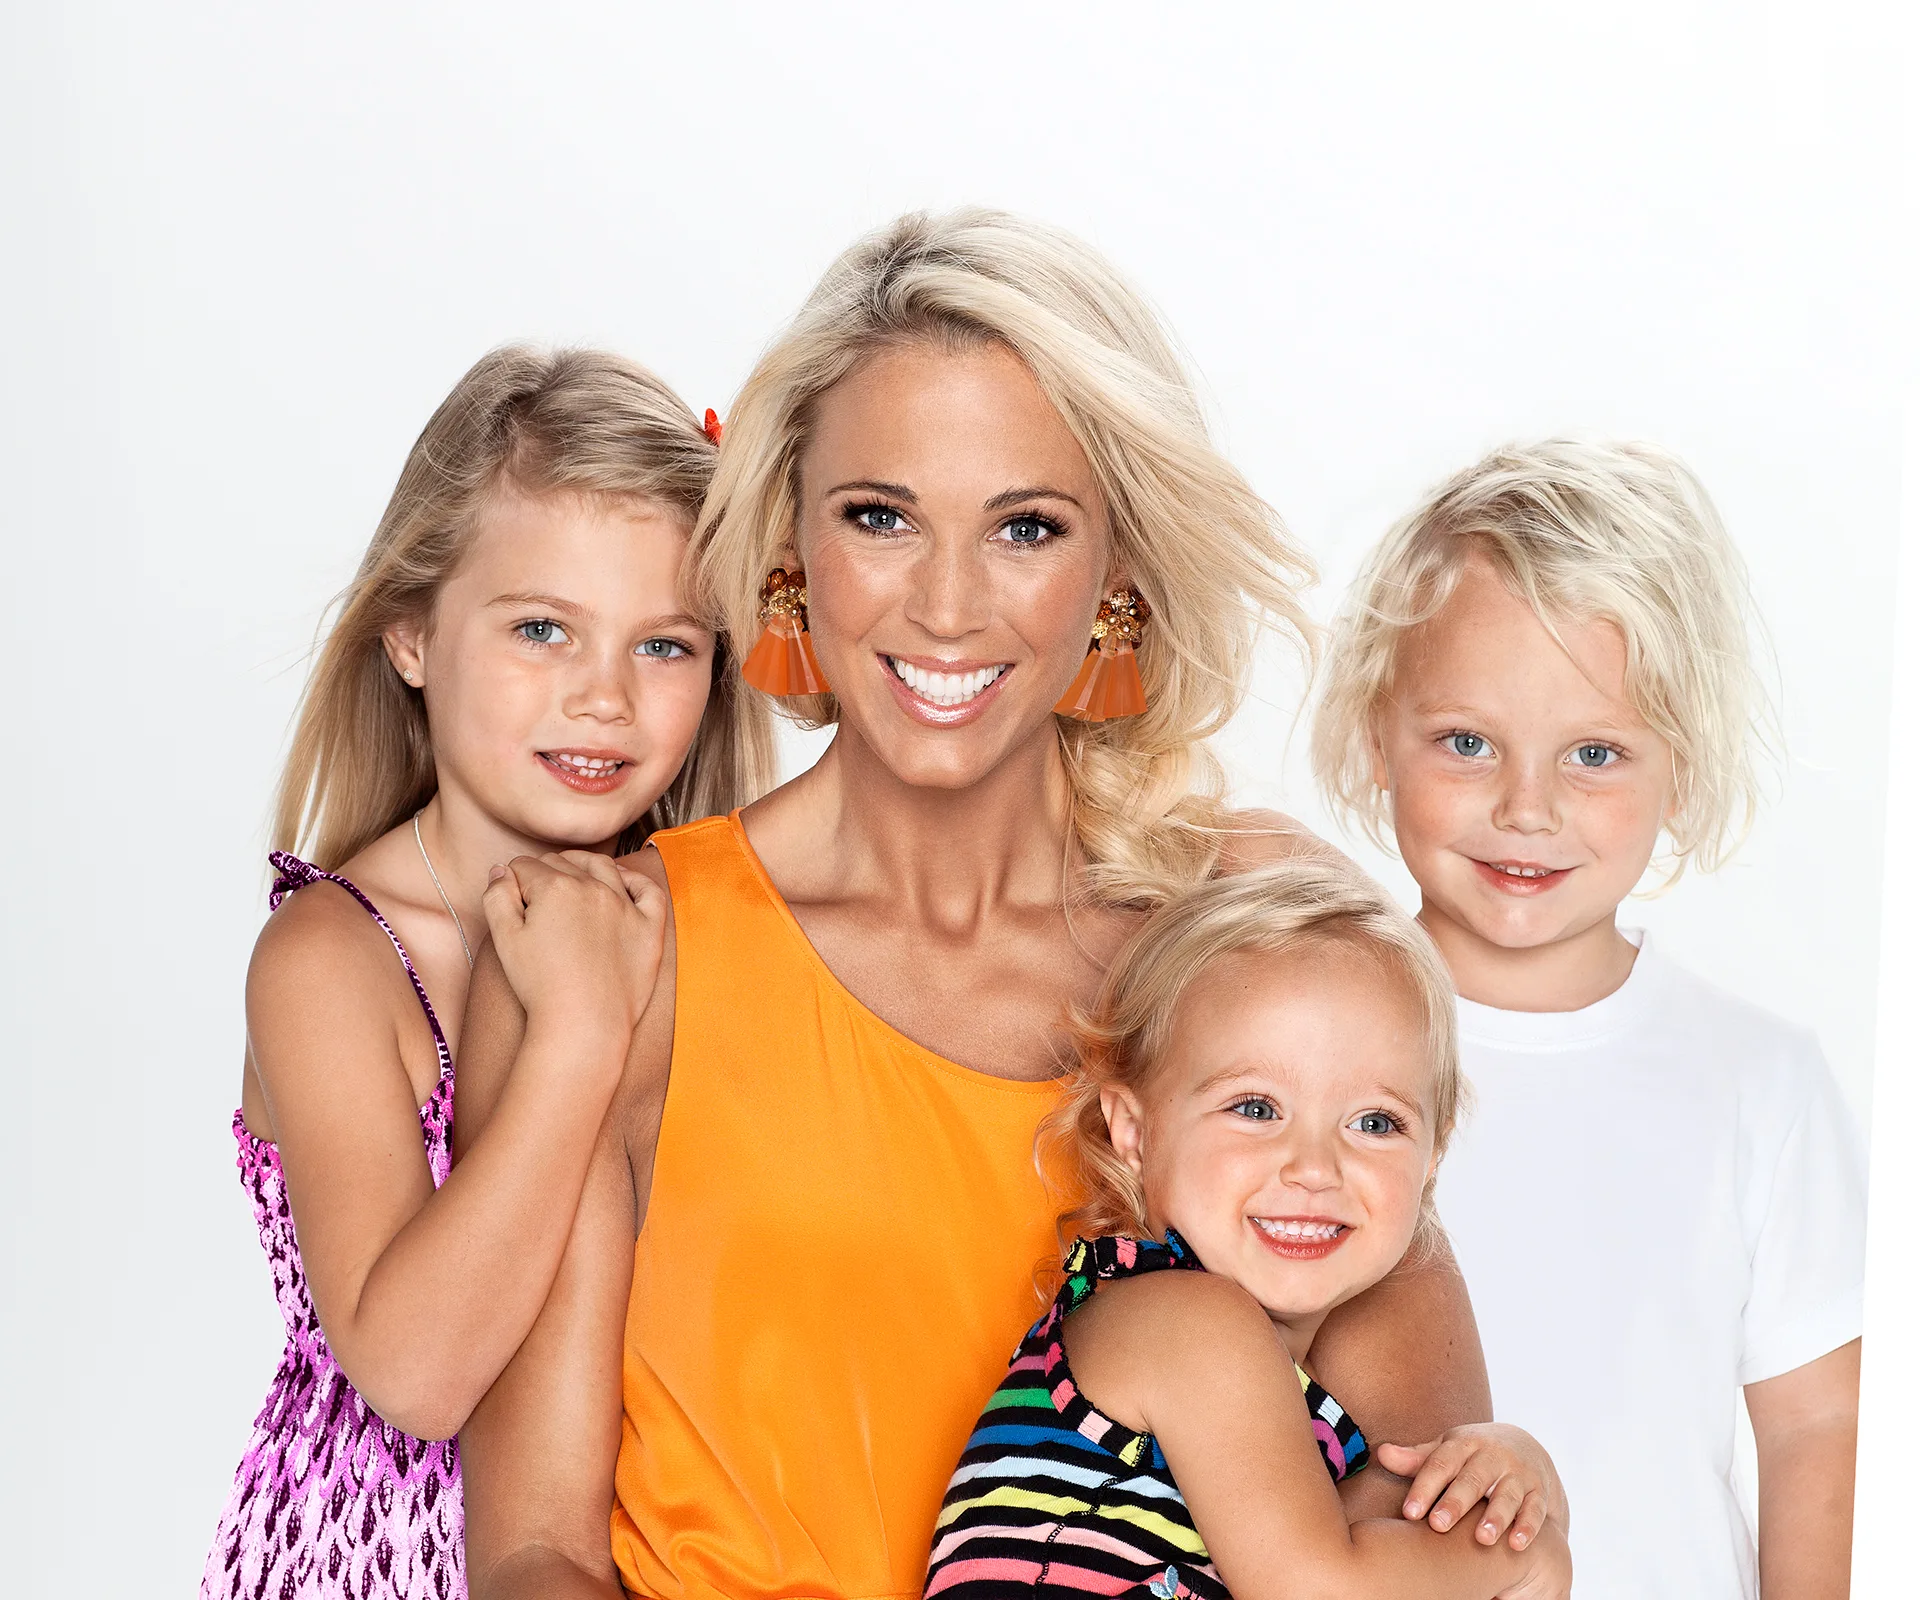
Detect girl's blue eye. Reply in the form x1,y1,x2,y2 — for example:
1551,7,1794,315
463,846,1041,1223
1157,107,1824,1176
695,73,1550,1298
517,619,568,645
1350,1111,1399,1137
1446,732,1488,759
1229,1098,1278,1121
997,514,1060,546
637,638,689,659
1571,743,1619,769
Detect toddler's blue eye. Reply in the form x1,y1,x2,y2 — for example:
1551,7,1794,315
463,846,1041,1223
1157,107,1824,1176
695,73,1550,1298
637,638,688,659
1572,743,1618,768
1229,1098,1277,1121
517,619,567,645
1446,733,1487,758
1350,1111,1398,1136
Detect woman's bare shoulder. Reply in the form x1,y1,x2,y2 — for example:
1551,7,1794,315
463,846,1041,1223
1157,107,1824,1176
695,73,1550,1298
1215,808,1353,873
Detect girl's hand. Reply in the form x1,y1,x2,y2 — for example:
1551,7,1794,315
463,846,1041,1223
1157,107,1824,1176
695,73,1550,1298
1375,1423,1568,1550
482,850,666,1048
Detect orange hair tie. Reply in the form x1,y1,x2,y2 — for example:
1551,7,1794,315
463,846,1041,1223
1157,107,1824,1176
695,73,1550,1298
703,409,724,446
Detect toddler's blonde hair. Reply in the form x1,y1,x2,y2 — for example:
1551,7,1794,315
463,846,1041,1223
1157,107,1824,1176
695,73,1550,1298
1313,437,1772,878
1042,859,1463,1260
689,208,1317,897
275,345,775,870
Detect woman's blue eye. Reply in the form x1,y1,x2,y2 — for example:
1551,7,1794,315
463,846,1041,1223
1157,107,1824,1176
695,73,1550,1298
1350,1111,1399,1137
852,505,905,533
637,638,689,659
517,619,567,645
1229,1098,1278,1121
998,515,1059,546
1571,743,1619,769
1446,732,1488,759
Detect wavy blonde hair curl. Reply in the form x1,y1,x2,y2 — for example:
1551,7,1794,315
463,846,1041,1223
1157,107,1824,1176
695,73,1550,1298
1312,437,1775,882
1041,858,1464,1260
688,209,1317,894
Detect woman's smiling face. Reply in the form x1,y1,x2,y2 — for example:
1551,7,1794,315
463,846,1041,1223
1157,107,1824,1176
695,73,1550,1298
792,338,1117,791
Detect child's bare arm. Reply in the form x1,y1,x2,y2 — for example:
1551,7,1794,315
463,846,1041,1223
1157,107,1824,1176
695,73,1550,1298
1310,1232,1495,1522
1747,1339,1859,1600
1091,1275,1568,1600
253,851,659,1440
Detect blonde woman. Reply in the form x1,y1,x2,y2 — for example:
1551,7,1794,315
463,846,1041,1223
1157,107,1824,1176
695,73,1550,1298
203,348,769,1600
456,213,1547,1600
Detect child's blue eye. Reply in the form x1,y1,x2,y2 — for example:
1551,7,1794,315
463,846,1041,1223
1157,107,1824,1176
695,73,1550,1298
1570,743,1619,769
1445,732,1488,759
1229,1097,1278,1121
517,619,568,646
637,638,689,659
1350,1111,1400,1136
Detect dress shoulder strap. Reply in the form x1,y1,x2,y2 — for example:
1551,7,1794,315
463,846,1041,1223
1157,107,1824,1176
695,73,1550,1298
267,850,451,1062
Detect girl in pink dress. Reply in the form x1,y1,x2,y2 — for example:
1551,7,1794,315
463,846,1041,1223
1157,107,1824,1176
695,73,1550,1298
200,348,770,1599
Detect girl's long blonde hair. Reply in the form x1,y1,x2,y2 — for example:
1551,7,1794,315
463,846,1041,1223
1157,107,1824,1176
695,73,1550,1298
1042,859,1464,1260
689,209,1318,896
275,345,775,870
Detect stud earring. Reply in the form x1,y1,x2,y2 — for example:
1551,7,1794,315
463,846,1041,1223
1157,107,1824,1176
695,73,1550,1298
1054,586,1150,722
740,567,830,697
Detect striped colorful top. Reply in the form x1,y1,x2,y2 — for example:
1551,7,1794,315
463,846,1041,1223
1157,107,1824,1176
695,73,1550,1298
924,1232,1368,1600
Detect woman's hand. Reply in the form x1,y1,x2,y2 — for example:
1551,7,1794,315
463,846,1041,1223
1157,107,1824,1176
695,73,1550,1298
1376,1423,1568,1550
483,850,666,1049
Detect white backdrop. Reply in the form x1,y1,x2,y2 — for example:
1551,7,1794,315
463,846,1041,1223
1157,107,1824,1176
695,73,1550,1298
5,2,1910,1594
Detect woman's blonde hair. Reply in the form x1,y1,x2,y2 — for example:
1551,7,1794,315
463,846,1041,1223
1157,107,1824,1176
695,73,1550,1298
1313,437,1774,879
689,208,1317,895
1043,858,1463,1258
275,345,775,870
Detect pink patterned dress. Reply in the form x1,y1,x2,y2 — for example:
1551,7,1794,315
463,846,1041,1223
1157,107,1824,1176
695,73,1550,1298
201,853,465,1600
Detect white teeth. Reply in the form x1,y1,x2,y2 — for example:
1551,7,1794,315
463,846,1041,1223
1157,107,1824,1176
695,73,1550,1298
887,658,1008,707
1492,863,1554,878
552,754,622,772
1255,1219,1344,1241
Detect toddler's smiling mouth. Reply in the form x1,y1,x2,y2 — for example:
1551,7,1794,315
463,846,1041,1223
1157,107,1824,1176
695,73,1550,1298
1471,857,1572,893
1250,1216,1351,1260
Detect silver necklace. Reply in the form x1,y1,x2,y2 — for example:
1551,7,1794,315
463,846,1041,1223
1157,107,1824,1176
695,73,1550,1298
413,811,474,970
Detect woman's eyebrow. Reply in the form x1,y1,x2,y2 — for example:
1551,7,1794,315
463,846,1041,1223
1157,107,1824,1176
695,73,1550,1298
983,486,1084,512
826,479,918,502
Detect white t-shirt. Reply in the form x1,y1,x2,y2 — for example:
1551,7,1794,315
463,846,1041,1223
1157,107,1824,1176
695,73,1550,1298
1433,932,1866,1600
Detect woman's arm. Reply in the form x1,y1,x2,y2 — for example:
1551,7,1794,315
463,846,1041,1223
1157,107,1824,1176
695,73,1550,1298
1310,1235,1495,1520
1748,1338,1859,1600
460,1108,637,1600
253,852,660,1440
1097,1274,1567,1600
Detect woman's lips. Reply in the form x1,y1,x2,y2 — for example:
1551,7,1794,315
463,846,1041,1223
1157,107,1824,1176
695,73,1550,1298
1250,1217,1351,1262
537,749,632,795
1472,858,1572,895
880,654,1014,728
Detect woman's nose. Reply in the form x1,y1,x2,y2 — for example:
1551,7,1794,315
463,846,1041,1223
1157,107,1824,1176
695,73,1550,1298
902,536,991,640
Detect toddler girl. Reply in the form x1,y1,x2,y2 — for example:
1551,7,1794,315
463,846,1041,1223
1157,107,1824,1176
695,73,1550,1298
926,861,1571,1600
1312,438,1866,1600
201,347,769,1600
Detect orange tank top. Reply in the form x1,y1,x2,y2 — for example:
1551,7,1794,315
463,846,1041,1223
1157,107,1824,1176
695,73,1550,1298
614,814,1063,1600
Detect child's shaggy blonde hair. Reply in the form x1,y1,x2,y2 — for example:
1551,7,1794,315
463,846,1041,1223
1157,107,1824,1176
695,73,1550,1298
1042,859,1464,1259
1312,437,1773,879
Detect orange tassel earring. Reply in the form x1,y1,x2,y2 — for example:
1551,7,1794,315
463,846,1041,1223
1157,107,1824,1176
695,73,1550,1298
1054,587,1150,722
740,567,831,697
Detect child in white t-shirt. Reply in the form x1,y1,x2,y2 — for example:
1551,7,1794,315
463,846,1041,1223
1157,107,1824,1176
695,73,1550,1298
1310,438,1866,1600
